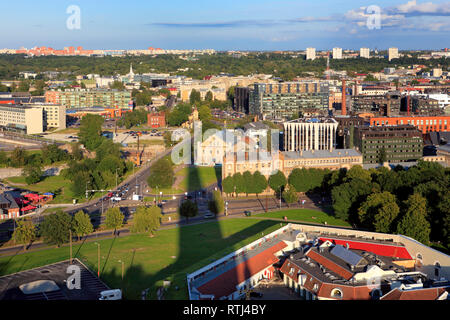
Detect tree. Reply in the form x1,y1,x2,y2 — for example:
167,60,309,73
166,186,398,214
105,207,124,235
23,163,43,185
378,147,387,164
282,185,298,204
358,191,399,233
12,218,36,250
71,142,83,161
344,165,372,182
268,171,287,196
10,147,26,167
233,173,245,196
208,190,224,215
72,210,94,241
39,211,72,247
198,105,212,121
189,89,201,104
78,114,105,151
242,171,254,196
222,175,235,196
397,193,431,245
253,171,268,195
179,200,198,222
109,80,125,90
205,91,213,101
147,157,174,189
131,206,162,235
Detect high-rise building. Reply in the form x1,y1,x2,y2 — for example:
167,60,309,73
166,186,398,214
332,48,342,59
388,48,399,61
283,117,338,152
306,48,316,60
248,82,330,121
360,48,370,58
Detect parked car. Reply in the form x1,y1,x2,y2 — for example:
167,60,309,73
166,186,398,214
204,213,215,219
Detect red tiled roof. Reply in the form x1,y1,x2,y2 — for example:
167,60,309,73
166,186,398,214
319,237,412,259
380,287,446,300
306,249,354,280
197,241,287,299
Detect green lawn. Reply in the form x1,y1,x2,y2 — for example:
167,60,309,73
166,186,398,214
148,166,220,195
176,166,220,191
0,219,284,300
253,208,351,227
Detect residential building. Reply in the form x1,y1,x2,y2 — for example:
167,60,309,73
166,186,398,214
45,89,132,110
332,48,342,59
306,48,316,60
283,118,338,152
354,125,423,164
147,112,166,128
401,95,443,116
0,192,20,220
360,48,370,58
249,82,330,121
0,104,43,134
388,48,399,61
234,87,250,114
437,143,450,167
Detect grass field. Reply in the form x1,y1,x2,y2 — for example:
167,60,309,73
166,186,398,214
176,166,220,191
0,219,284,300
148,166,220,195
253,208,351,227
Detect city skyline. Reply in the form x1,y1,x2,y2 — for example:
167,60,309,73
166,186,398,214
1,0,450,51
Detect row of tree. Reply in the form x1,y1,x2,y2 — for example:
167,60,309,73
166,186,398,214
13,206,162,249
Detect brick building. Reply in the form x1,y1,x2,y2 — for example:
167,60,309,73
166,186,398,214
147,112,166,128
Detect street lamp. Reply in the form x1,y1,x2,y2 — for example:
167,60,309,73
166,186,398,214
95,242,100,277
159,191,162,204
118,260,124,280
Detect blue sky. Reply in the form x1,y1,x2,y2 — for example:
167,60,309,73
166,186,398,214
1,0,449,50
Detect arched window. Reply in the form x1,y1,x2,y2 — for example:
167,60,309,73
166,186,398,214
331,288,343,299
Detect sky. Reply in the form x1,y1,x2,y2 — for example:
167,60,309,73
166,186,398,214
1,0,449,50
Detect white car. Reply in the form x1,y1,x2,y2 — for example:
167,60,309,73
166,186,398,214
99,289,122,300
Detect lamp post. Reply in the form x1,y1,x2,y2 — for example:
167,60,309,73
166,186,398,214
159,191,162,204
95,242,100,277
279,186,282,210
118,260,124,280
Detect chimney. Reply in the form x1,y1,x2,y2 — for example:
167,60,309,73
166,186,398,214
386,97,391,117
341,80,347,116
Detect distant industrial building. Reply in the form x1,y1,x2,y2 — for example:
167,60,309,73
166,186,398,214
369,116,450,134
354,125,423,164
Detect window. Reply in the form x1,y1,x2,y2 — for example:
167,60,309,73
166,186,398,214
331,288,343,299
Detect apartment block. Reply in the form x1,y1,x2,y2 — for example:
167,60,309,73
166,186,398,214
360,48,370,58
332,48,342,59
306,48,316,60
45,89,132,109
388,48,399,61
370,116,450,134
354,125,423,164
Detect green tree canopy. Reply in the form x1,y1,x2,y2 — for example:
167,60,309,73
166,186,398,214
179,200,198,222
104,207,124,234
78,114,105,151
268,171,287,195
39,210,72,247
72,210,94,240
397,193,431,245
131,206,162,235
147,157,174,189
13,218,36,250
358,191,399,233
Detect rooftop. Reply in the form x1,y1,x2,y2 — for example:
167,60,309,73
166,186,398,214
283,149,362,160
